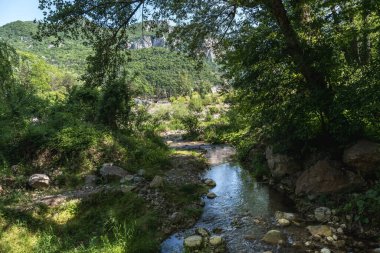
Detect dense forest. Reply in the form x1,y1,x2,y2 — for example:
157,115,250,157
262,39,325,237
0,0,380,253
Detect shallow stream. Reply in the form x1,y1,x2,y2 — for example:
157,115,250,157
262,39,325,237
161,145,303,253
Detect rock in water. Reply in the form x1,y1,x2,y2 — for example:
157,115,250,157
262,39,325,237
314,207,332,222
28,174,50,189
262,230,284,245
306,225,333,237
195,227,209,237
205,178,216,187
207,192,217,199
100,164,129,181
184,235,203,249
209,235,223,246
149,175,164,188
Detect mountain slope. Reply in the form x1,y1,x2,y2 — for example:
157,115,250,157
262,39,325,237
0,21,220,97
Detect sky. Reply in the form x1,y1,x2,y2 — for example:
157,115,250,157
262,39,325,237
0,0,43,26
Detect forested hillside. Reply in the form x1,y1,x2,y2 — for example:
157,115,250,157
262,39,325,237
1,1,380,253
0,21,220,97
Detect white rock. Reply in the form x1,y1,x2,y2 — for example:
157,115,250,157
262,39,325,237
209,235,223,246
275,211,297,221
184,235,202,248
28,174,50,189
277,218,290,227
321,248,331,253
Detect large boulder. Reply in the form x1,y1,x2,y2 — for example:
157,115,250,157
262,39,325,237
295,159,364,195
265,147,300,178
28,174,50,189
100,164,129,181
262,230,285,245
343,139,380,174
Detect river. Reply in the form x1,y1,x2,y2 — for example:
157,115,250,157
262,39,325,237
161,145,304,253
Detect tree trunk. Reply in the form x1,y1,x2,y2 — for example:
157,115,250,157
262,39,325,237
264,0,338,134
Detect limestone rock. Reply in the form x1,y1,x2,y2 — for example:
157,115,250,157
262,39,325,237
207,192,217,199
275,211,297,221
28,174,50,189
262,230,285,245
295,159,364,195
149,175,164,188
184,235,203,249
265,146,300,178
209,235,223,246
100,164,129,181
321,248,331,253
195,227,209,237
343,139,380,174
314,207,332,222
277,218,290,227
306,225,332,237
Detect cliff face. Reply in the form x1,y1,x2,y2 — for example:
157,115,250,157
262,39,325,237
127,35,215,61
128,35,166,49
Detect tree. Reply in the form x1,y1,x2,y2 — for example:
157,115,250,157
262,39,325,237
37,0,380,147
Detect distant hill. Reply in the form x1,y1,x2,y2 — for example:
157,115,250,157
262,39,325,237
0,21,220,97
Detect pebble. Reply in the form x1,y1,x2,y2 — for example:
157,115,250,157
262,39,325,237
305,241,312,247
326,236,334,242
337,227,344,234
333,234,338,240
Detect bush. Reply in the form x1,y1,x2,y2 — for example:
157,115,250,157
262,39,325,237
342,183,380,225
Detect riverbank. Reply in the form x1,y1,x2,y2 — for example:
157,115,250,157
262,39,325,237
0,133,210,252
241,140,380,252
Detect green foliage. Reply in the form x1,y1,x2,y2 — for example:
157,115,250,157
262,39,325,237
342,184,380,225
180,113,201,139
0,192,160,253
98,73,132,129
0,21,220,98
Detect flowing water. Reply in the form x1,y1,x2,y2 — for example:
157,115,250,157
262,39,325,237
160,145,303,253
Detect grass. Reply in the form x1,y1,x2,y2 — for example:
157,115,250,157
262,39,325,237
0,191,161,253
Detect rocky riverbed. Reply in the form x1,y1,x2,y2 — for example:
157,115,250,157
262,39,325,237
160,138,380,253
